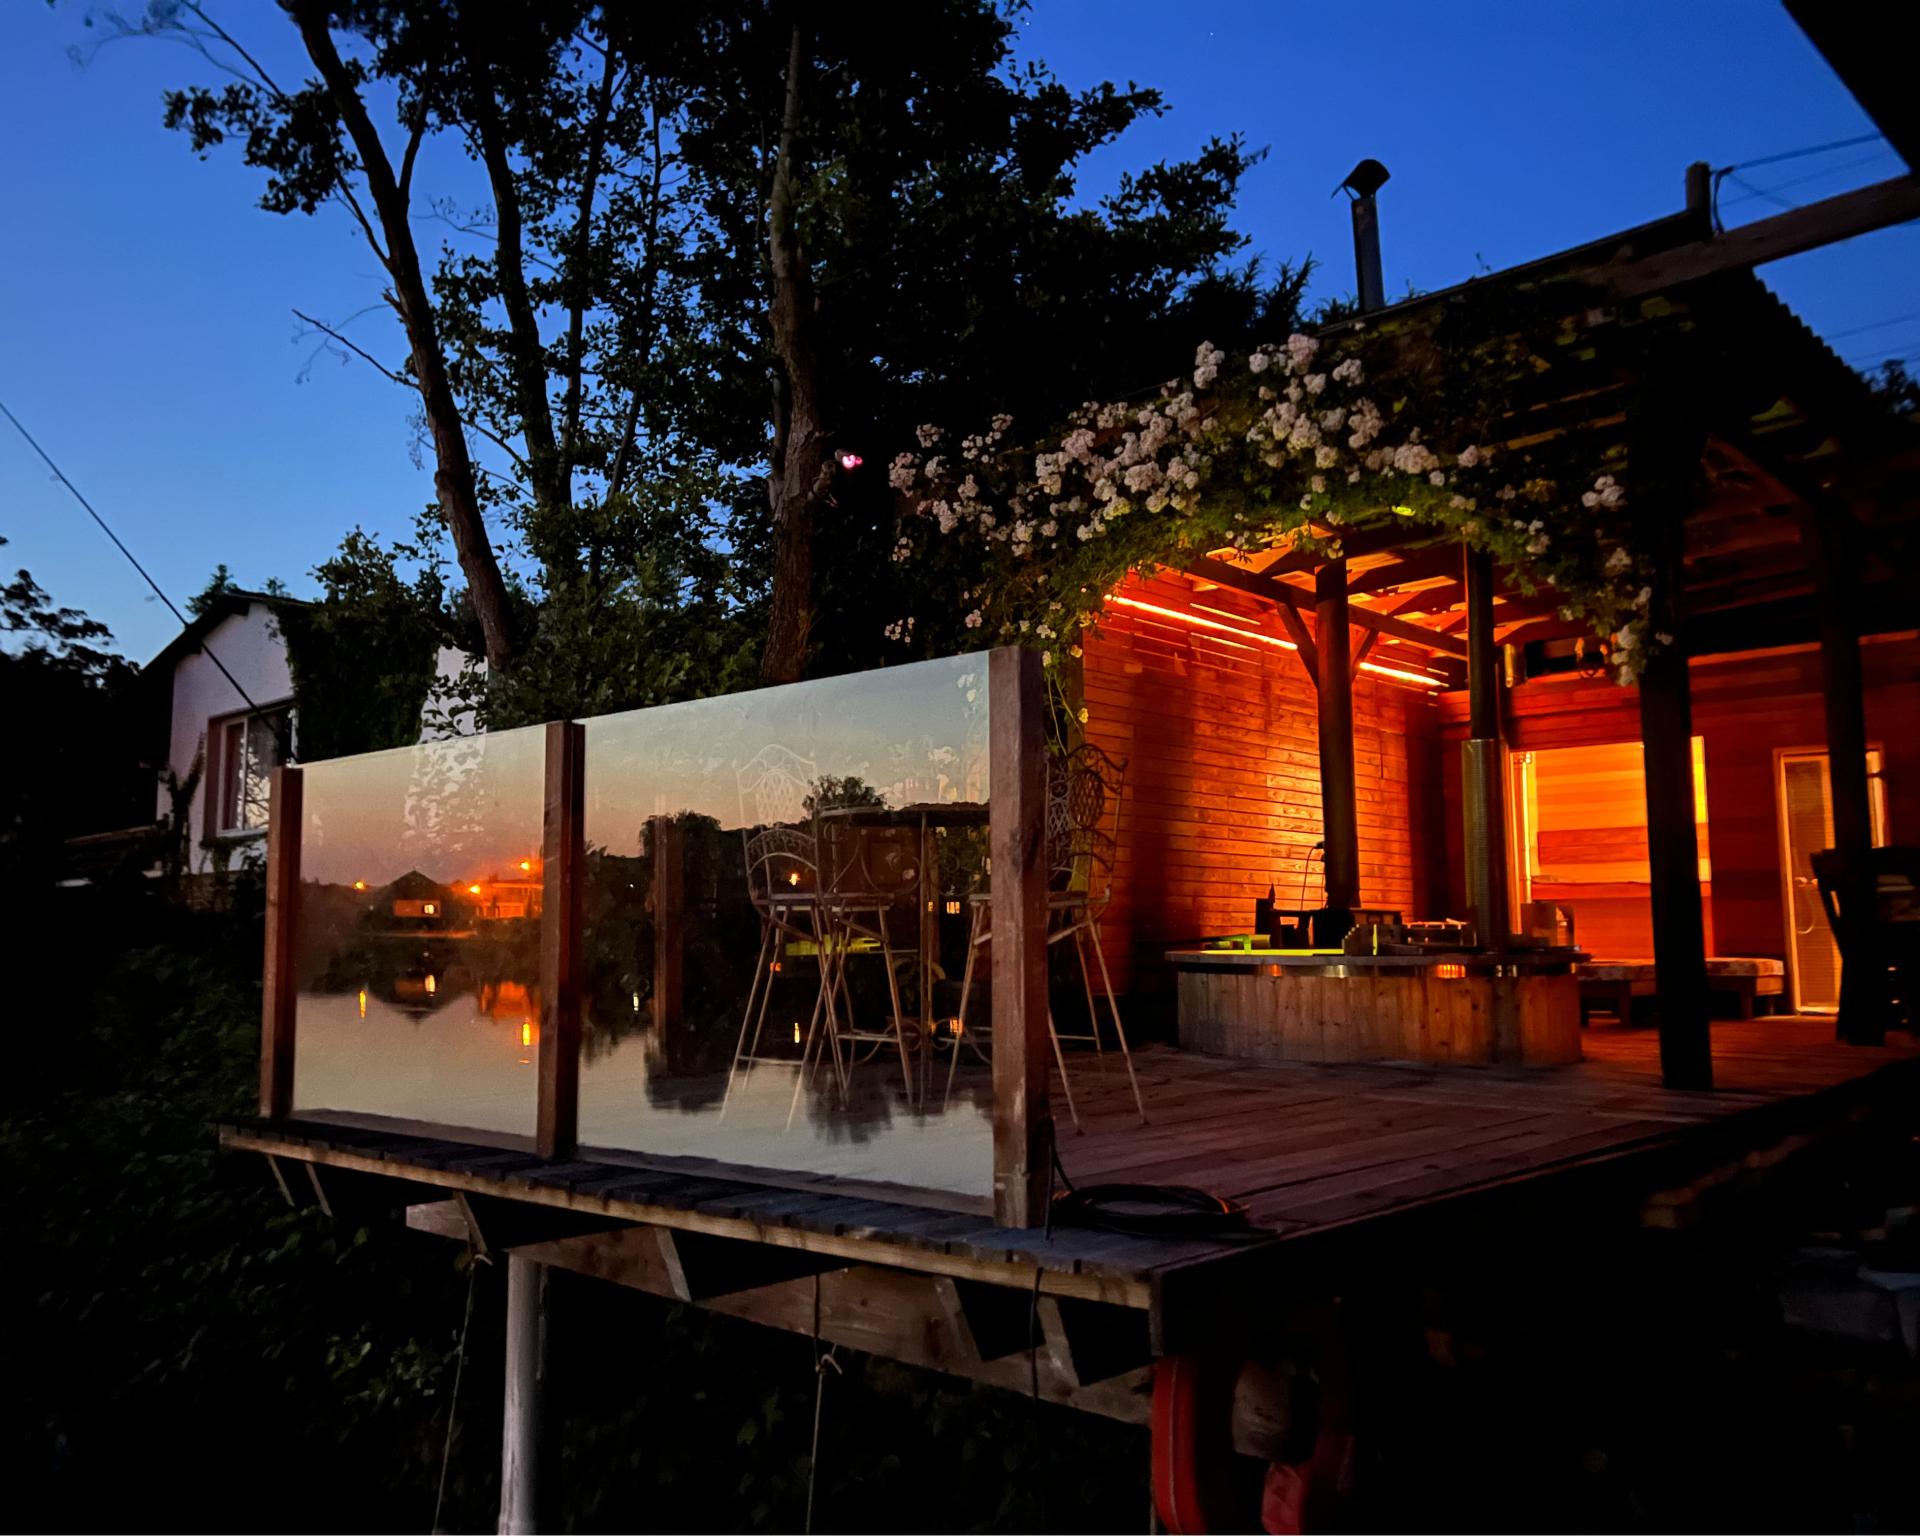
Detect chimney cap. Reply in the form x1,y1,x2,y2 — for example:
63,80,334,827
1338,158,1391,199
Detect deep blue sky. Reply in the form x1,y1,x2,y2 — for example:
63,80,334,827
3,1,1912,663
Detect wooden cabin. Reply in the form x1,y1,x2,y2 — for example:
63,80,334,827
222,167,1920,1533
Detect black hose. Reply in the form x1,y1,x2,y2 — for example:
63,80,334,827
1050,1182,1257,1237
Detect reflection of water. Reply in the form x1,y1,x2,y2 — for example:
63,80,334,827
577,1033,993,1199
293,983,538,1141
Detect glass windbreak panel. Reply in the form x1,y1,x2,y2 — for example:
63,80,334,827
291,727,549,1145
578,655,993,1204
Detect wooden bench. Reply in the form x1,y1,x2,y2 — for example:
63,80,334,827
1577,957,1787,1024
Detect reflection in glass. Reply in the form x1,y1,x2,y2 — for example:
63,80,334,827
291,728,548,1145
578,656,995,1202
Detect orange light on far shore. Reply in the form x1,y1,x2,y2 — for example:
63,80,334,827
520,859,533,873
357,988,367,1018
520,1021,533,1048
424,974,437,995
468,883,483,895
353,880,367,892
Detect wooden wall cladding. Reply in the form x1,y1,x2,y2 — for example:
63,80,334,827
1438,636,1920,963
1082,572,1445,993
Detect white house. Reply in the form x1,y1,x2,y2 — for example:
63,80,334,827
146,589,471,874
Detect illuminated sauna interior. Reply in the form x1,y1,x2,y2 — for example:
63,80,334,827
1515,739,1712,960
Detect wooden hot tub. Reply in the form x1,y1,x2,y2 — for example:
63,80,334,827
1168,948,1584,1067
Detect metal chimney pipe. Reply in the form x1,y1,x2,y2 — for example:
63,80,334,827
1339,158,1391,312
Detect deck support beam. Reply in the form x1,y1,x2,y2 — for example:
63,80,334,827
499,1253,550,1535
1808,500,1886,1044
1460,547,1510,948
1314,561,1361,912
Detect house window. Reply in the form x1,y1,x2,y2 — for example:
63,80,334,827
216,706,292,835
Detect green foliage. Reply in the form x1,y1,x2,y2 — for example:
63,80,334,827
0,887,489,1532
276,528,446,759
147,1,1297,713
185,561,238,617
0,542,143,878
887,276,1669,683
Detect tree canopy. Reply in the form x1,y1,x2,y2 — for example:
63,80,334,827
138,0,1302,720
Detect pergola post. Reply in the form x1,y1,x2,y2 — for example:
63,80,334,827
1459,546,1509,947
1808,499,1885,1044
1314,560,1361,913
499,1252,550,1535
1638,501,1714,1090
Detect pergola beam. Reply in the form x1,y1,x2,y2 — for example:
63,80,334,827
1189,555,1470,659
1610,175,1920,299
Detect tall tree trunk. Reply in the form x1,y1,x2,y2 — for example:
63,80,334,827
292,2,517,672
760,19,833,687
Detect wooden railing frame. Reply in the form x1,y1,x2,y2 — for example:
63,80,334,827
538,720,586,1159
989,646,1052,1227
259,764,304,1119
258,662,1039,1219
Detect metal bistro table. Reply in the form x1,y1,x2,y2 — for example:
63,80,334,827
819,799,990,1100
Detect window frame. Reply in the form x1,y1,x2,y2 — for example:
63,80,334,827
208,701,295,840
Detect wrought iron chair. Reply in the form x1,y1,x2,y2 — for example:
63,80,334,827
727,745,845,1113
945,743,1147,1127
813,802,917,1095
726,747,914,1118
728,819,848,1116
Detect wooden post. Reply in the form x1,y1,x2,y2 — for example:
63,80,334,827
538,722,585,1160
1808,501,1885,1044
498,1252,549,1535
259,765,303,1119
1639,509,1714,1090
990,646,1050,1228
1314,560,1361,912
649,814,685,1039
1460,546,1510,945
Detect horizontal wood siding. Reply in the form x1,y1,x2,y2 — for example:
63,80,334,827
1083,573,1443,993
1438,636,1920,963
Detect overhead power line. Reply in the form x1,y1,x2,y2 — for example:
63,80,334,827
0,395,275,723
1825,310,1920,342
1719,148,1899,210
1723,130,1886,174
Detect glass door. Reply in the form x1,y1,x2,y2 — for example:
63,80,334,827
1776,748,1887,1013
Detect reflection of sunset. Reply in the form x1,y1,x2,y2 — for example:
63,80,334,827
299,727,548,888
289,657,996,1197
581,656,989,855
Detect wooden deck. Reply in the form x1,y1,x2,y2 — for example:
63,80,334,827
223,1015,1920,1356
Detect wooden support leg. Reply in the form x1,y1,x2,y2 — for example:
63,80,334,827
499,1253,548,1536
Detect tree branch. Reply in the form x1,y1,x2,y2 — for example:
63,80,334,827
459,9,566,553
293,307,407,386
289,0,516,670
559,35,621,467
